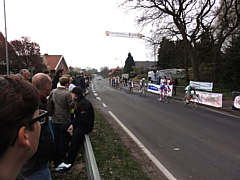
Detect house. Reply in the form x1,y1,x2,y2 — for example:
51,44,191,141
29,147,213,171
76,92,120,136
109,66,121,76
135,61,156,71
43,54,69,74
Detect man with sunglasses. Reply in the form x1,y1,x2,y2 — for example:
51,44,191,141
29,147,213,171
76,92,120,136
0,75,41,180
21,73,54,180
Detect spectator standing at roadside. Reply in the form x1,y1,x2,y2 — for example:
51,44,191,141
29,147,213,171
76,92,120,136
67,87,94,166
74,72,86,92
52,69,63,89
20,69,31,82
0,75,41,180
47,76,73,170
21,73,54,180
69,77,76,92
173,78,178,95
49,70,56,80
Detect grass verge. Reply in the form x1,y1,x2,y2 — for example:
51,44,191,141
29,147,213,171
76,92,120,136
90,109,151,180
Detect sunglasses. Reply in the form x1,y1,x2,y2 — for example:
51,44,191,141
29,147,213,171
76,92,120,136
26,109,48,126
10,109,48,145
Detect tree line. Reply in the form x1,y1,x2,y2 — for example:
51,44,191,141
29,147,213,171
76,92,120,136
0,36,47,74
121,0,240,90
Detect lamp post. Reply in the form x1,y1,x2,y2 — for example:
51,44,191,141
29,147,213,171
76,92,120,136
3,0,9,75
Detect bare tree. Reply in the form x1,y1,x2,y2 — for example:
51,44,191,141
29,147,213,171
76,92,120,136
122,0,240,80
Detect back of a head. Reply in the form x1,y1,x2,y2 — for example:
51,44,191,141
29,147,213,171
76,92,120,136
72,86,84,99
32,73,52,96
19,69,27,75
19,69,30,80
0,75,40,157
59,76,70,86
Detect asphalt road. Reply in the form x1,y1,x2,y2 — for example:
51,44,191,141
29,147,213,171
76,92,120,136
89,75,240,180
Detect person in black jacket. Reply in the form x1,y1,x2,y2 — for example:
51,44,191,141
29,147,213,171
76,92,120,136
67,86,94,166
73,72,86,92
52,69,63,89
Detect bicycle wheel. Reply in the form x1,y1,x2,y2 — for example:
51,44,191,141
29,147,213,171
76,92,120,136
191,101,198,109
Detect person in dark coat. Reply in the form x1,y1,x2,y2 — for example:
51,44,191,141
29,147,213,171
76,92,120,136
52,69,63,89
73,72,86,91
67,86,94,166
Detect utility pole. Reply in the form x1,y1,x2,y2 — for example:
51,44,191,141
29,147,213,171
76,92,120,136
3,0,9,75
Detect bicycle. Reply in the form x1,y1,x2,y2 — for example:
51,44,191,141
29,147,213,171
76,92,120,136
139,85,147,96
159,86,169,103
184,93,200,109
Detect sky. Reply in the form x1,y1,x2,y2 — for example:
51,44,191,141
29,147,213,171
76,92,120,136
0,0,154,71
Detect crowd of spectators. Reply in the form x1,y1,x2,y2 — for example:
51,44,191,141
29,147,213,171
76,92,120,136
0,69,94,180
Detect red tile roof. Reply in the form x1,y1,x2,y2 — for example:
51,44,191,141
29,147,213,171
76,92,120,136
109,66,121,75
43,55,62,70
0,32,6,46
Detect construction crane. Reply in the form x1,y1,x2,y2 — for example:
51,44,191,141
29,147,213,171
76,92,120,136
105,31,158,64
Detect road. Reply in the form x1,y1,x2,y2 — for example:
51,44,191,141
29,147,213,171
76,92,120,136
89,75,240,180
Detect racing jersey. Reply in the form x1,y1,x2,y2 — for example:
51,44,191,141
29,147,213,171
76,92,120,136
185,85,196,95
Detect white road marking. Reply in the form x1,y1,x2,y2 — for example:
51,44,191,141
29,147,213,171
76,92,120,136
92,90,96,93
201,106,240,119
108,111,177,180
102,103,107,108
96,97,101,101
173,148,181,151
94,93,98,96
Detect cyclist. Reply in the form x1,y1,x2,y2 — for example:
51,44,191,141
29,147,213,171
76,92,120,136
129,79,134,93
185,85,197,104
159,77,170,102
139,78,147,95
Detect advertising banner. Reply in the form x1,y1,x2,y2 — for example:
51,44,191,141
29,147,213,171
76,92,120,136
190,81,213,91
147,83,160,94
147,82,173,96
191,91,222,108
232,92,240,110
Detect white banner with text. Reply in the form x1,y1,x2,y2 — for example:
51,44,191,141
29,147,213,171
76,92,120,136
192,91,222,108
190,81,213,91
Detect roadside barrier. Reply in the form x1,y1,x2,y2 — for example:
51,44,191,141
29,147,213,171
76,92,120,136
84,134,101,180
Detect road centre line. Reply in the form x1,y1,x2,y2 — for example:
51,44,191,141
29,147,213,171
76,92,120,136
102,103,107,108
108,111,177,180
96,97,101,101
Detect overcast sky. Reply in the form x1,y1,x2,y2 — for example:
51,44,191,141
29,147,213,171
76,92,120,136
0,0,154,70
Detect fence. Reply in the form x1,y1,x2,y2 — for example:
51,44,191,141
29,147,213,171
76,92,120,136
84,134,101,180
